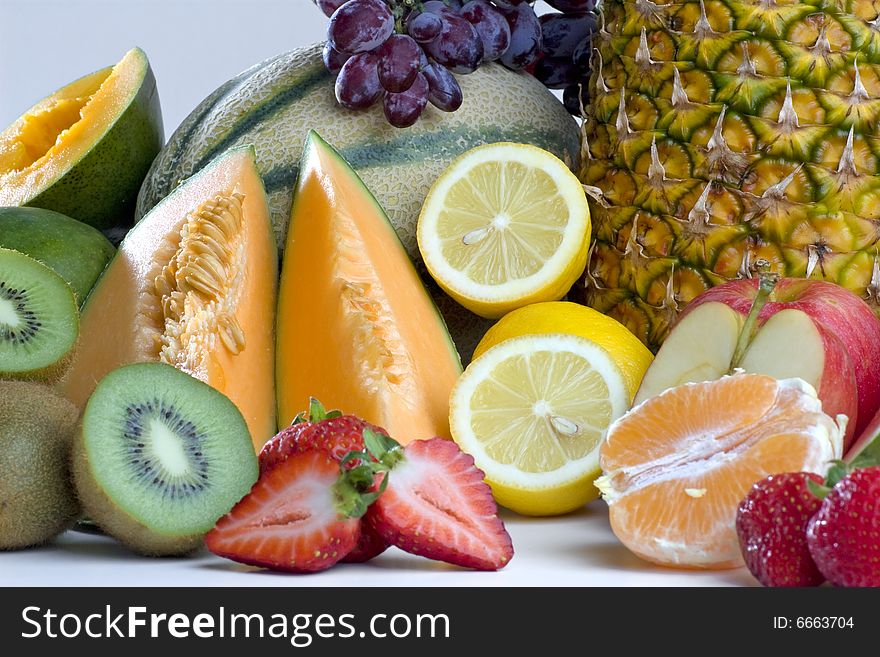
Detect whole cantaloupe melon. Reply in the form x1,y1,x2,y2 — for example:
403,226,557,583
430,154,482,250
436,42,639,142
136,43,580,361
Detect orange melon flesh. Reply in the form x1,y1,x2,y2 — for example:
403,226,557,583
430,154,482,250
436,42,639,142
276,132,462,443
0,48,146,197
57,145,277,448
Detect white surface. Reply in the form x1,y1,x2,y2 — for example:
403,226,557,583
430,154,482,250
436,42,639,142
0,1,755,587
0,507,757,586
0,1,560,132
0,0,328,133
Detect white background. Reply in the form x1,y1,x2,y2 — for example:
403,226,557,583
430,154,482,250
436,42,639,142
0,0,755,586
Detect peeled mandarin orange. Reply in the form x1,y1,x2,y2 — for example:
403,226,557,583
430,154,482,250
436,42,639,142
595,374,844,570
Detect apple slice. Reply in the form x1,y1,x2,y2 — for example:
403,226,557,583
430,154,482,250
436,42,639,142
633,303,741,406
634,303,858,445
738,309,857,436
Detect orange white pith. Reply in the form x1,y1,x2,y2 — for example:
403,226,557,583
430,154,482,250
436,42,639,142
596,374,844,569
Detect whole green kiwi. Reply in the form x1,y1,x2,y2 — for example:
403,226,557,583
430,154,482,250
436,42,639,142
0,381,81,549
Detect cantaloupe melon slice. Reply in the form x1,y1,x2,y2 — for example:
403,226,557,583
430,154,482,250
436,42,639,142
58,145,277,448
276,132,462,443
0,48,162,229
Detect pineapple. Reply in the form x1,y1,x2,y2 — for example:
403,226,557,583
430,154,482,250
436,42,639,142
580,0,880,351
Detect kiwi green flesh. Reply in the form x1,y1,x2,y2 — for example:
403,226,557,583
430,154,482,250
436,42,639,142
75,362,258,555
0,381,80,550
0,248,78,378
71,449,204,557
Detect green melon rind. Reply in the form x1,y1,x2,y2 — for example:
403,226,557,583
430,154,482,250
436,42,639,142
135,43,580,259
0,207,115,307
72,362,259,557
24,48,163,230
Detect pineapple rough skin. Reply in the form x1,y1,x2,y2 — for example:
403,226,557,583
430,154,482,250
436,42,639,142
581,0,880,350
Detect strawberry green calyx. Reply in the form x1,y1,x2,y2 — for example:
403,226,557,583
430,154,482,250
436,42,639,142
298,397,343,425
333,429,407,518
362,428,405,470
807,448,880,500
333,429,401,518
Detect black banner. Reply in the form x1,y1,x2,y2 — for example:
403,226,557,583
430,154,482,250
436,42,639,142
0,587,871,653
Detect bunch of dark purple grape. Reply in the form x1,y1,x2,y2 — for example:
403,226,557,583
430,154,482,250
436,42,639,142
315,0,553,128
314,1,599,125
532,1,599,117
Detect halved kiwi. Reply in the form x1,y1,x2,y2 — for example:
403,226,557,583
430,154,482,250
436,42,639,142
72,362,258,556
0,247,79,381
0,381,80,550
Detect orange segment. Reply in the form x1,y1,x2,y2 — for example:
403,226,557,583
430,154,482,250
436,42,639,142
597,374,844,569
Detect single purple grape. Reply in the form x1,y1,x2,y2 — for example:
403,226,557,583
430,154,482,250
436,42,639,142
328,0,394,55
323,42,351,74
377,34,422,93
315,0,348,18
460,0,511,62
572,34,593,70
423,62,463,112
335,52,383,109
534,57,580,88
422,1,457,16
499,2,541,70
540,12,596,59
384,73,430,128
424,14,484,74
407,11,444,43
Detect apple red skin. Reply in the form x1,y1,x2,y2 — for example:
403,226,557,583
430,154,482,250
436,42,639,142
682,278,880,448
808,324,858,447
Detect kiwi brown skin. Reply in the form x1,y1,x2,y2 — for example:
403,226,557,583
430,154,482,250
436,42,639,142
0,381,81,550
0,343,77,385
71,423,204,557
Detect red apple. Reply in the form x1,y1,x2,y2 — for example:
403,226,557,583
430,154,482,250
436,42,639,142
635,278,880,451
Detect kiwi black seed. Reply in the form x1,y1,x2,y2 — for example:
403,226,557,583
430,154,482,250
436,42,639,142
0,381,81,550
0,247,79,382
72,362,258,556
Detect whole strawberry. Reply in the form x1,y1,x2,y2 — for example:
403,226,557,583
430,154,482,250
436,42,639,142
807,466,880,587
258,398,391,562
736,473,825,587
260,398,384,473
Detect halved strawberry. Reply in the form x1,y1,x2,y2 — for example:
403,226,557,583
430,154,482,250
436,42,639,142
257,399,391,563
361,432,514,571
206,450,363,573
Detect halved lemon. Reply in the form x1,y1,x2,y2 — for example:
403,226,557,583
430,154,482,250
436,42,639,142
449,333,630,516
417,143,590,319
